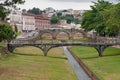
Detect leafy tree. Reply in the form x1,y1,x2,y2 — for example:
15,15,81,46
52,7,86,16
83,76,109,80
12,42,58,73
74,18,81,24
27,7,42,15
0,5,7,20
51,12,81,24
57,12,62,17
64,15,74,24
0,24,15,42
0,0,24,42
0,0,25,20
82,0,112,36
0,0,25,7
22,9,27,13
102,3,120,36
82,10,96,31
51,16,59,24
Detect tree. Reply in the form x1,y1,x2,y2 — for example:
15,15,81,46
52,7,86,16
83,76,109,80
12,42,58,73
0,5,7,20
64,15,74,24
51,12,81,24
51,16,59,24
0,24,15,42
102,3,120,36
0,0,25,20
81,0,112,36
0,0,24,42
82,10,96,31
0,0,25,7
22,9,27,13
74,18,81,24
27,7,42,15
57,12,62,17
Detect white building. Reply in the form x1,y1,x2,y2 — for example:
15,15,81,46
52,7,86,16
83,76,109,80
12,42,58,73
44,7,55,13
57,9,74,16
44,7,56,17
22,13,36,32
9,10,23,32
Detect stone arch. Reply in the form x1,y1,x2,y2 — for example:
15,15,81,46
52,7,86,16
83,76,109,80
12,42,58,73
40,31,53,39
41,33,53,39
55,31,70,40
73,30,87,39
34,31,53,41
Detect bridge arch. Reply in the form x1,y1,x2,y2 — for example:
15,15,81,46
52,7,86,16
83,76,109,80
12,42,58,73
7,44,61,56
73,32,84,39
26,29,87,41
40,31,53,39
41,33,53,39
55,30,72,40
73,29,87,39
35,31,53,40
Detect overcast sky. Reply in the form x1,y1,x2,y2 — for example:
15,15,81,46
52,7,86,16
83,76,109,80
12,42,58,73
18,0,118,10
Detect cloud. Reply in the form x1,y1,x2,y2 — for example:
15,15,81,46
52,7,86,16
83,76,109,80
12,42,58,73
18,0,117,10
50,0,117,3
50,0,91,2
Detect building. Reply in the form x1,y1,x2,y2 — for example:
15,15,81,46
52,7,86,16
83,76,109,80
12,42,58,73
43,7,56,17
35,15,51,30
73,10,86,16
22,13,36,32
56,9,73,16
9,10,23,32
59,20,67,25
44,7,55,13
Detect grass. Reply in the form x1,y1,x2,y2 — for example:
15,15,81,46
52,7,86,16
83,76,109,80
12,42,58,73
0,46,77,80
70,46,120,80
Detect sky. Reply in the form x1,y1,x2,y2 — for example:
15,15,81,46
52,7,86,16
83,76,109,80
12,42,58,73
18,0,118,10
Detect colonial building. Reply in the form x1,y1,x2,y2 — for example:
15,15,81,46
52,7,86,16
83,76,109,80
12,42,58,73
35,15,51,30
9,10,23,32
22,13,36,32
44,7,55,13
8,10,51,32
59,20,67,25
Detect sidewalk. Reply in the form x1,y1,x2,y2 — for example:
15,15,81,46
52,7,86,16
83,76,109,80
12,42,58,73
63,46,91,80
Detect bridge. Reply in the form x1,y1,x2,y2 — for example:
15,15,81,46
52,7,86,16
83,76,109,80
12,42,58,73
7,29,120,57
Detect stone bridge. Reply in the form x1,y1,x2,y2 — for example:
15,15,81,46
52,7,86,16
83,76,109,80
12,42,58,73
20,29,86,41
7,29,120,57
8,42,120,57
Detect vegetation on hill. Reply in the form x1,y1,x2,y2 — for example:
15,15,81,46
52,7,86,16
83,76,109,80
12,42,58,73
51,14,81,24
27,7,42,15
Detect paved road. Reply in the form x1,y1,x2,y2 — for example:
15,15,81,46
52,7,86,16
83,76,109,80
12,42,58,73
63,46,91,80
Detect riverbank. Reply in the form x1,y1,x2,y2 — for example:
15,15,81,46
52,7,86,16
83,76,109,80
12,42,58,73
70,46,120,80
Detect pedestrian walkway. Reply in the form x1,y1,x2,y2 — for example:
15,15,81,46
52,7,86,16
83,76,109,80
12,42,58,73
63,46,91,80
